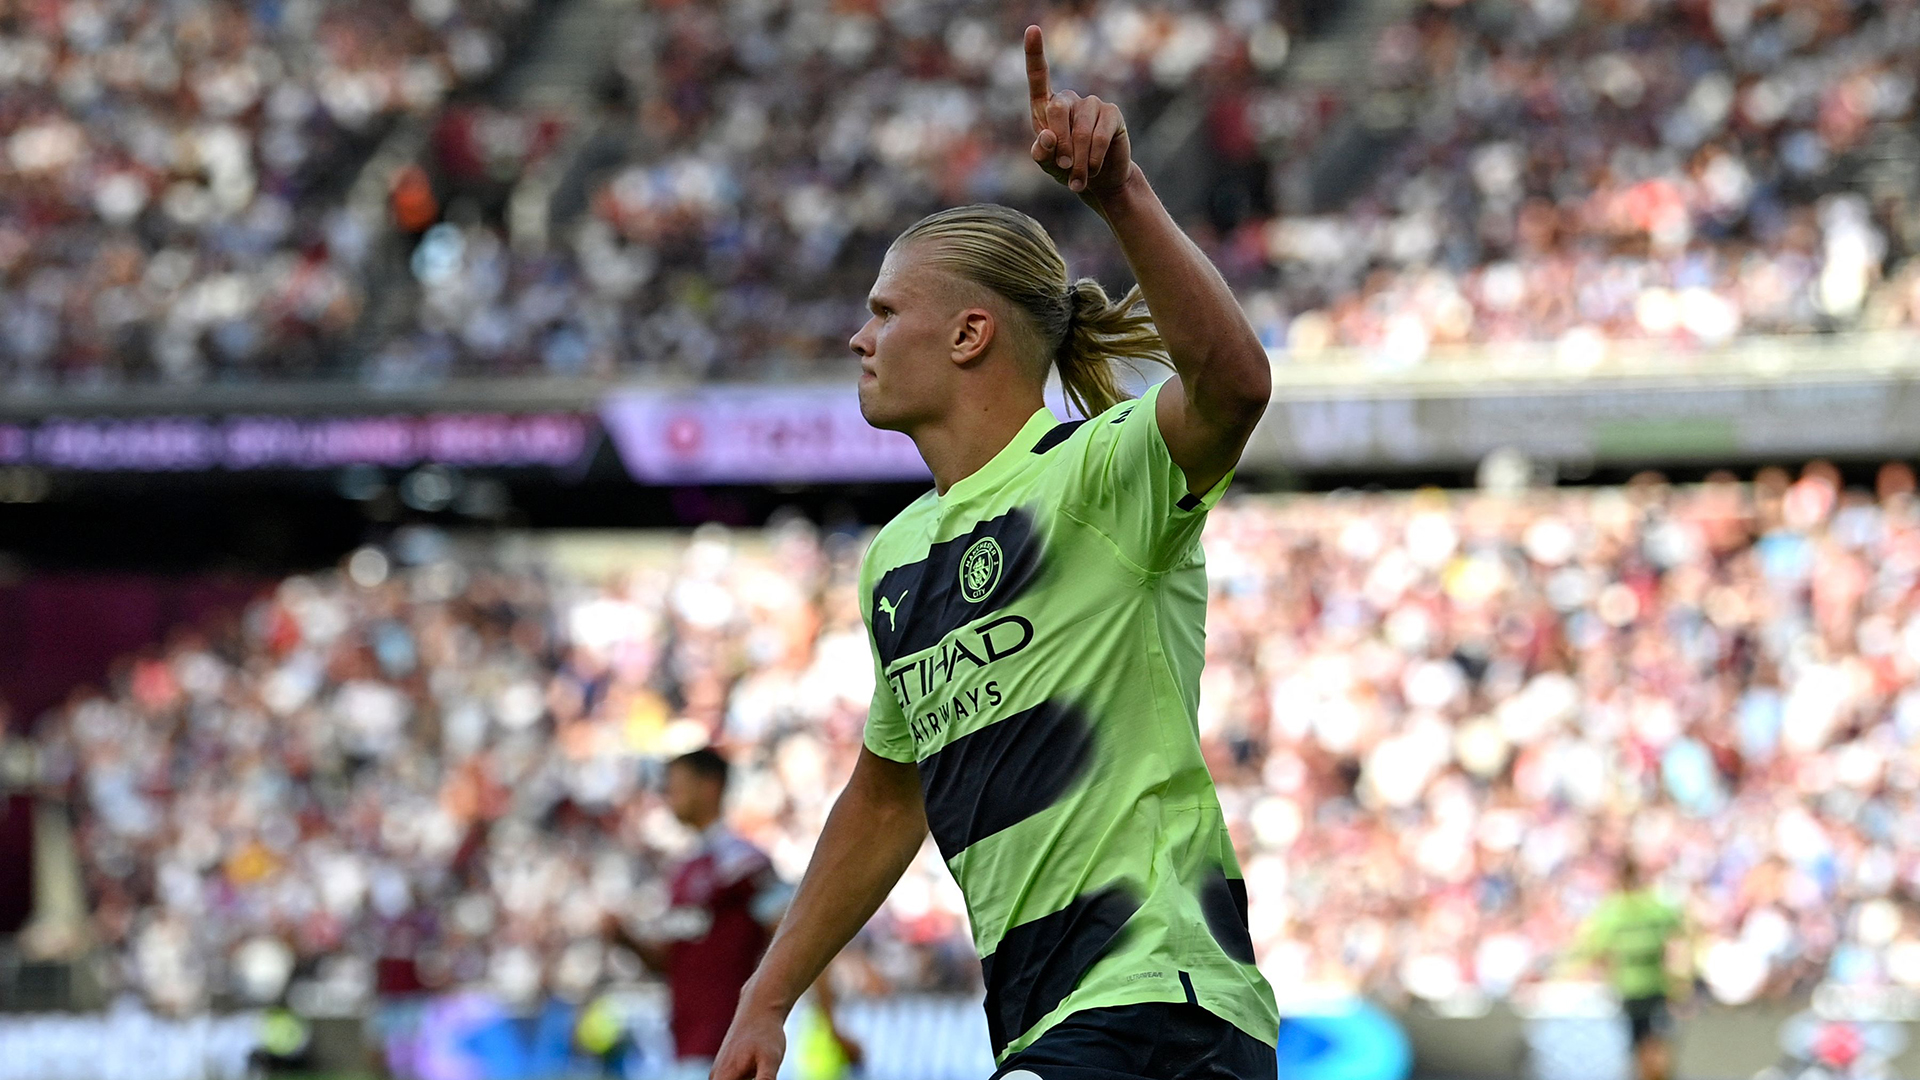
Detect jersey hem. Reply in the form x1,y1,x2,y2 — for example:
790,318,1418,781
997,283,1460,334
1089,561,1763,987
994,984,1281,1062
860,737,917,764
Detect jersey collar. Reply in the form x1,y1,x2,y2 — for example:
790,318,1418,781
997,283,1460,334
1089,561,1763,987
695,819,736,855
938,407,1058,505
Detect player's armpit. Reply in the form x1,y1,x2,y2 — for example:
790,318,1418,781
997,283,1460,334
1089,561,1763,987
1153,372,1262,498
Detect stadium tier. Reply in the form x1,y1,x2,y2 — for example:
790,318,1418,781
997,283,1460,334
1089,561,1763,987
9,475,1920,1019
0,0,550,386
11,0,1920,386
1248,0,1920,358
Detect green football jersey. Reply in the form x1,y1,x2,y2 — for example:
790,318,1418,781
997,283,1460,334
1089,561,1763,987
858,381,1279,1061
1577,890,1684,1001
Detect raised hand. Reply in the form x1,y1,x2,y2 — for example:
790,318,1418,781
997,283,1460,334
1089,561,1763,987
1026,25,1134,198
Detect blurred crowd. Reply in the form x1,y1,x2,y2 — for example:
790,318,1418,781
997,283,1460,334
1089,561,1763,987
27,0,1920,383
21,465,1920,1014
368,0,1308,383
22,523,974,1015
350,0,1920,376
1206,464,1920,1006
0,0,540,386
1242,0,1920,364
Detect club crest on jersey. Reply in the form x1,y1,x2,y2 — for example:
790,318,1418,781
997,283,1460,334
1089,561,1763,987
959,536,1003,603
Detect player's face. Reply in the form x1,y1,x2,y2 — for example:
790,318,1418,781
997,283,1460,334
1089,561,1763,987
664,764,719,828
851,244,963,432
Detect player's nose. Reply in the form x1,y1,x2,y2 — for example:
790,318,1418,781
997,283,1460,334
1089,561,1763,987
850,320,875,358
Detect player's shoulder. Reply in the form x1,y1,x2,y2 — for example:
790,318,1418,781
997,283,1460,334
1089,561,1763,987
707,827,772,884
1098,385,1159,430
1042,383,1164,462
860,490,939,579
1040,392,1152,455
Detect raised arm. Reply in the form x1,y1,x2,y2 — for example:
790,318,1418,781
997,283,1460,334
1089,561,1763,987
711,747,928,1080
1025,25,1271,495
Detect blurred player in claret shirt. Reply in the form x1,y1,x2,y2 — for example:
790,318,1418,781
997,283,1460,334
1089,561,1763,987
606,748,860,1079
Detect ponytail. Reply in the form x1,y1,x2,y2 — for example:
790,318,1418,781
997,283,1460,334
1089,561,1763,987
895,204,1171,419
1060,279,1170,419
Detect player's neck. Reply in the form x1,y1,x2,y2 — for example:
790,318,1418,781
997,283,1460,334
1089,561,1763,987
911,393,1046,496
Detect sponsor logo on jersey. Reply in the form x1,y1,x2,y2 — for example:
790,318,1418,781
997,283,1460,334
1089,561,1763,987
869,507,1043,665
885,613,1035,746
877,589,908,631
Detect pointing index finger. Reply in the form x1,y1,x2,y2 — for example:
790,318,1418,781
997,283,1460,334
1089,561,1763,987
1025,25,1050,132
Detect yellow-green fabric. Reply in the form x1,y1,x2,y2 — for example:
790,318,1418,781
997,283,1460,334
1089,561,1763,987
858,381,1278,1061
791,998,852,1080
1578,890,1684,1000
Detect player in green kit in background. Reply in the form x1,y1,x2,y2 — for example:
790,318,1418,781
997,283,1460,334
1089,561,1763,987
711,23,1279,1080
1571,855,1690,1080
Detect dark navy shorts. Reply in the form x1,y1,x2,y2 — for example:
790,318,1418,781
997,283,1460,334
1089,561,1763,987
1623,996,1672,1046
989,1002,1277,1080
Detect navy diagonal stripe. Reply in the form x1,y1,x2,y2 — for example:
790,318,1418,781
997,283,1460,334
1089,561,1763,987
1030,419,1086,455
980,885,1141,1054
917,699,1094,860
870,507,1043,667
1199,870,1255,964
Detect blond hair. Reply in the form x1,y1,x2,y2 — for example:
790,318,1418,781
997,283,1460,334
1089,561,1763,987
893,204,1170,418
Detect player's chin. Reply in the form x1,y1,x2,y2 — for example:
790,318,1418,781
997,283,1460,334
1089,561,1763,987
856,380,905,431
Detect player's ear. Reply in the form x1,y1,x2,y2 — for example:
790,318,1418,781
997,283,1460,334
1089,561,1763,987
950,308,994,366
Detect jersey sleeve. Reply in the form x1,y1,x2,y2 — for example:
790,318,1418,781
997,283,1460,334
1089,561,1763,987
858,542,917,763
1572,899,1618,960
1061,379,1232,573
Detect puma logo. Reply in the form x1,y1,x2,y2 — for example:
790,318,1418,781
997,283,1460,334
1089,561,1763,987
878,589,908,632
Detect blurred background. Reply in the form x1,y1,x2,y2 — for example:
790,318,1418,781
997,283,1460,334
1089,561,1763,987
6,0,1920,1078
